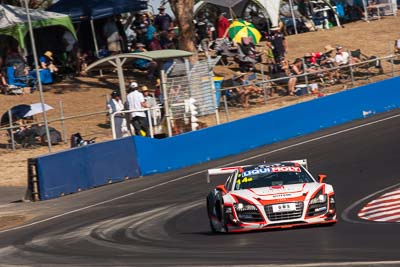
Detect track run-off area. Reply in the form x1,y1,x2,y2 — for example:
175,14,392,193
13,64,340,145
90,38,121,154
1,109,400,266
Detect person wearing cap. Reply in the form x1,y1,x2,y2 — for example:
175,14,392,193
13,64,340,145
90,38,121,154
126,82,150,137
233,71,263,108
194,13,215,56
265,25,288,65
154,6,173,32
335,45,361,66
133,43,158,79
39,50,59,73
334,46,350,66
107,91,126,138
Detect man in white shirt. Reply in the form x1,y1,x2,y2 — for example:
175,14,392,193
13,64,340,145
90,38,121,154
334,46,350,66
335,46,361,66
126,82,150,136
107,91,129,138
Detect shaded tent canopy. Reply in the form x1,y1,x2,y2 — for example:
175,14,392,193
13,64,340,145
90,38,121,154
47,0,148,22
0,4,76,48
86,50,194,71
194,0,282,27
85,49,194,103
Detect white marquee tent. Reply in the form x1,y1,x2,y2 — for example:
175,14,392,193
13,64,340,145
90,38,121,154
194,0,282,27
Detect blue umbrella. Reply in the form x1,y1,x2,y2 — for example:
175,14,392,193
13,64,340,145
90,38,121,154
1,104,31,126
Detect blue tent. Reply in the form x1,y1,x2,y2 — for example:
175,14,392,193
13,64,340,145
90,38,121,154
47,0,148,22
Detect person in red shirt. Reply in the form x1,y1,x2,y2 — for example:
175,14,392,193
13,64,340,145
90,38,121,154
216,12,230,39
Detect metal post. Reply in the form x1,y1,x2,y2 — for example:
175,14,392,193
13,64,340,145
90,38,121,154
288,0,298,35
58,100,67,144
223,94,230,122
146,109,154,138
184,58,193,96
161,70,172,137
261,65,267,105
362,0,369,22
302,58,309,90
390,55,395,77
349,65,355,85
111,112,116,139
8,109,15,151
207,57,220,125
90,19,103,77
24,0,52,152
115,57,127,103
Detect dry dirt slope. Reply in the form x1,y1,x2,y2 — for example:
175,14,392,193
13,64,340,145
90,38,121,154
0,14,400,187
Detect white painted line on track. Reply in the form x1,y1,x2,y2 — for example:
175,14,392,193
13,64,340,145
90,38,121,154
184,261,400,267
358,203,400,216
343,183,400,224
361,199,400,210
2,113,400,234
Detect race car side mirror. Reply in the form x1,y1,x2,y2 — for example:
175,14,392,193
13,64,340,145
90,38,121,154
318,174,327,183
216,184,228,193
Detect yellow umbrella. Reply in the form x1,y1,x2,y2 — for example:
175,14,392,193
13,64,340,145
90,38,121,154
228,19,262,44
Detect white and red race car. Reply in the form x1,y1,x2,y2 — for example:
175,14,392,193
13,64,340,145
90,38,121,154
206,159,337,233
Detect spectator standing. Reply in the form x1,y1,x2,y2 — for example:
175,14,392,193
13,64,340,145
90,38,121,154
126,82,150,137
62,30,77,60
103,17,121,54
266,26,288,64
142,85,160,125
154,6,173,32
107,91,127,138
148,33,162,51
195,14,215,55
215,12,230,38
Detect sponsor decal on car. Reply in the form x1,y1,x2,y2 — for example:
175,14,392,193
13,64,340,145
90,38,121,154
271,166,301,172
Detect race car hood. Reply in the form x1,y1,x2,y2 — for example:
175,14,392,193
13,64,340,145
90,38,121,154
232,183,322,202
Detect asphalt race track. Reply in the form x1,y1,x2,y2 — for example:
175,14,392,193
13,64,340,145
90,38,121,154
1,109,400,266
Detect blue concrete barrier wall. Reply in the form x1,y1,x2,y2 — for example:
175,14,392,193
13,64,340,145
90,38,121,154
136,77,400,175
36,137,140,200
34,76,400,200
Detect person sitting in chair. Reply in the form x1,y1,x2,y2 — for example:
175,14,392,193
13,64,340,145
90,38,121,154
39,51,59,73
394,35,400,54
233,72,263,108
132,43,158,79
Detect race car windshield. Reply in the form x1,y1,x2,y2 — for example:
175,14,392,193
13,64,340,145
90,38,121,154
235,166,314,190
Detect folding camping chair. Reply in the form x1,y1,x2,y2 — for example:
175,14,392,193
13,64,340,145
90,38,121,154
6,67,37,92
350,49,383,74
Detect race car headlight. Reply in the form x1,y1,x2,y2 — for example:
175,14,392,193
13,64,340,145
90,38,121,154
310,193,327,204
234,203,258,212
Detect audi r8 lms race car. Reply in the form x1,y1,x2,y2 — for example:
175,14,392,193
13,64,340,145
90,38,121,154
206,159,337,233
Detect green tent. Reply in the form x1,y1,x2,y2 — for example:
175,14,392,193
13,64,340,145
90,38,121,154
0,4,76,49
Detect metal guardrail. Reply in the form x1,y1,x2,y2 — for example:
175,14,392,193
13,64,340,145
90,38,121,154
110,108,155,139
1,53,399,150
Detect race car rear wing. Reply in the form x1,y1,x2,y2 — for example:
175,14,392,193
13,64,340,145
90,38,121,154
206,166,248,183
283,159,308,170
206,159,308,183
